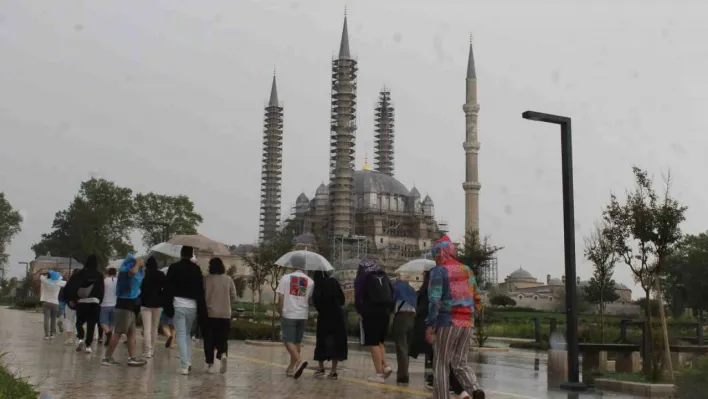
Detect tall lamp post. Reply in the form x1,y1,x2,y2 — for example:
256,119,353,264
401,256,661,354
522,111,585,391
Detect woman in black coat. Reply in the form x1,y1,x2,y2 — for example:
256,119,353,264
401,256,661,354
409,271,463,393
312,270,348,380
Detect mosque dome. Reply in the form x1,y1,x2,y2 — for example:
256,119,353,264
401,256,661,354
296,193,309,204
352,169,410,197
508,267,536,281
409,187,421,198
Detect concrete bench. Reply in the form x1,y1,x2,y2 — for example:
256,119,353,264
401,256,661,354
579,343,641,385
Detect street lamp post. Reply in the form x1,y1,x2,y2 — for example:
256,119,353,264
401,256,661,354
522,111,585,391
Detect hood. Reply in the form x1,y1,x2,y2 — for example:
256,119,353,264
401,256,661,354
120,253,137,272
48,270,62,281
84,254,98,270
357,258,381,275
145,256,158,271
432,235,457,265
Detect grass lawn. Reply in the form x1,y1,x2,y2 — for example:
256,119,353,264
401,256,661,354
0,354,38,399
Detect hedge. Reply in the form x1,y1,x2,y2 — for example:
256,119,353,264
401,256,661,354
0,355,38,399
229,320,280,341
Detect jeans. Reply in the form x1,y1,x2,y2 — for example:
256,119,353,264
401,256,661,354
203,317,231,364
174,307,198,369
75,303,101,346
140,307,161,355
43,302,59,336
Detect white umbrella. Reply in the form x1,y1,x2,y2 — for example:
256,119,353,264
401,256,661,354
395,259,436,274
168,234,231,256
160,267,169,274
148,242,183,258
275,250,334,272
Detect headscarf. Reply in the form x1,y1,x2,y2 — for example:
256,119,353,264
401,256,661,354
354,258,381,304
431,235,458,266
145,256,158,271
312,270,341,311
48,270,62,281
84,254,98,270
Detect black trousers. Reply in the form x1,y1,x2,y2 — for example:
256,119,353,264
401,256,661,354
75,303,100,346
203,317,231,364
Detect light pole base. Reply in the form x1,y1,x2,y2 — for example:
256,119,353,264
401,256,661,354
559,381,588,392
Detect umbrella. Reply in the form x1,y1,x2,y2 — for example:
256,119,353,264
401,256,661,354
148,242,183,258
168,234,231,256
275,250,334,272
395,259,436,274
160,267,169,274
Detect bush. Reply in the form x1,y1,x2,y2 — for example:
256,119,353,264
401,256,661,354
490,295,516,307
229,320,280,341
0,355,38,399
509,341,549,351
676,355,708,398
11,298,40,309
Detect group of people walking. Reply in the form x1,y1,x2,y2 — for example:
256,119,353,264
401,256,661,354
39,245,237,374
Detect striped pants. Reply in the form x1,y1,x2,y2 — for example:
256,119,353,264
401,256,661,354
432,326,479,399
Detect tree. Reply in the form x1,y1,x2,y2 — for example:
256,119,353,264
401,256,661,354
583,222,620,342
0,193,23,281
602,167,687,379
32,178,135,267
490,295,516,307
133,193,203,248
456,229,503,288
663,233,708,320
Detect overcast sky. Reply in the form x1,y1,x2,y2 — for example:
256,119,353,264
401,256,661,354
2,0,707,296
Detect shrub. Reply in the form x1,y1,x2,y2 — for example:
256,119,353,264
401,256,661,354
229,320,280,341
0,354,38,399
11,298,40,309
676,355,708,398
490,295,516,307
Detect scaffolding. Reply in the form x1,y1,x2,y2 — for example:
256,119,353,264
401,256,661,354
479,256,499,288
330,235,368,269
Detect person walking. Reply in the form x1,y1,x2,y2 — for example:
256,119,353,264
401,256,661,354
99,267,118,347
65,254,104,354
275,254,314,379
391,278,417,384
202,258,237,374
39,270,66,340
164,246,206,375
410,270,465,394
161,310,176,349
101,254,147,366
61,270,78,345
140,256,165,358
354,258,395,383
312,269,348,380
426,235,485,399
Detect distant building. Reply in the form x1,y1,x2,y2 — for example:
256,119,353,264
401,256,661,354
29,256,84,278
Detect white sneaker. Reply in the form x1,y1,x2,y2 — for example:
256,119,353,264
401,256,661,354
143,352,153,359
75,340,85,352
178,367,190,375
205,364,215,374
219,355,228,374
382,365,393,379
64,338,74,346
84,347,92,354
44,336,51,340
457,392,471,399
367,374,385,383
50,335,55,339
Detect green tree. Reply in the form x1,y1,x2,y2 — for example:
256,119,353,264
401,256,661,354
456,229,503,288
0,193,23,281
31,178,135,267
133,193,204,248
603,167,686,380
490,295,516,307
663,233,708,321
583,222,620,342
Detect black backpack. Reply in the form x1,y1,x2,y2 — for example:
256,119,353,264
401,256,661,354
77,271,98,299
365,272,394,308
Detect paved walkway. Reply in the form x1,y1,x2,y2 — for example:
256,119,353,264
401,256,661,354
0,307,626,398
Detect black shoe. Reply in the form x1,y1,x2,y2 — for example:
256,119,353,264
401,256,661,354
472,389,485,399
396,376,409,384
293,361,308,379
165,336,173,348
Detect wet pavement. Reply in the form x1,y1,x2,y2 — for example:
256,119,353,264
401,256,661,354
0,307,631,398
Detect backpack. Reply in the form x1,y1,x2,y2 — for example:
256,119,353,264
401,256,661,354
76,272,97,299
365,272,394,308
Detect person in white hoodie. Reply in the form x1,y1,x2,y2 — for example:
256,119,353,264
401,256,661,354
40,270,66,339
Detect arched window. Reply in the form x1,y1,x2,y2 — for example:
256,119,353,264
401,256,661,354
533,295,539,300
518,294,523,300
548,296,554,301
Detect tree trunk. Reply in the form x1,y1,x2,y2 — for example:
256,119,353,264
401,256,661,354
643,288,656,379
655,278,673,381
600,288,605,343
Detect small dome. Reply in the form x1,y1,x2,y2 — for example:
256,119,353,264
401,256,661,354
353,170,409,196
315,183,328,195
508,267,535,281
409,187,421,198
422,195,434,204
293,232,316,245
548,278,564,286
296,193,309,203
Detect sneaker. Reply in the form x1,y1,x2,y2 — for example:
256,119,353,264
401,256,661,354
178,367,190,375
97,338,103,344
44,336,51,340
205,364,215,374
286,368,294,377
382,365,393,379
50,335,55,339
471,389,485,399
143,352,153,359
165,336,173,348
84,347,92,354
127,357,147,367
367,374,385,383
76,340,85,352
313,369,326,378
458,392,471,399
219,355,228,374
101,356,119,366
396,376,409,384
293,361,308,379
327,372,338,380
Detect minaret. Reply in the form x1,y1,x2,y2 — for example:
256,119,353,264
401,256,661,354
374,88,395,176
259,74,284,242
329,14,357,237
462,39,481,234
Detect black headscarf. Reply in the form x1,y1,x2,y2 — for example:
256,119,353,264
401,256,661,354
313,270,344,312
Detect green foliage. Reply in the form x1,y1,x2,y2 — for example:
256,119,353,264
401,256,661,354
0,277,19,298
456,229,502,287
133,193,203,248
31,178,135,267
490,295,516,307
633,297,662,318
11,297,40,309
0,354,38,399
229,319,281,341
663,232,708,319
0,193,23,275
676,355,708,399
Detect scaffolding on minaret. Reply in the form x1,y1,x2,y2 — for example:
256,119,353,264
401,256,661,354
259,74,284,243
374,88,395,176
